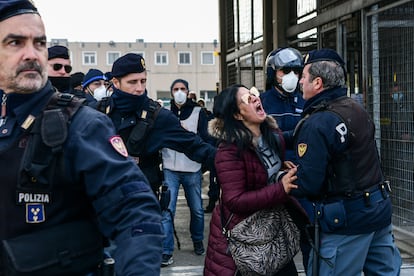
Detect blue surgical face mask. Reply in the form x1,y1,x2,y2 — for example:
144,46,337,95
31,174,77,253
392,92,404,102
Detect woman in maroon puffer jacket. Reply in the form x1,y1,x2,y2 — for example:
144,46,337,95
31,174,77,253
203,85,309,276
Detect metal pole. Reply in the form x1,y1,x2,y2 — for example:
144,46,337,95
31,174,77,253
312,206,320,276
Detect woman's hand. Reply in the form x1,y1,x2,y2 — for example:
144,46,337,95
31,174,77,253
281,166,298,194
282,161,296,170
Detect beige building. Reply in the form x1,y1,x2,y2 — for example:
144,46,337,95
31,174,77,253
49,39,220,110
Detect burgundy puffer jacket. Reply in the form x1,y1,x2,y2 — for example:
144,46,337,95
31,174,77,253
204,118,309,276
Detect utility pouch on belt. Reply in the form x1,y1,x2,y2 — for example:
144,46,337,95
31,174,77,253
1,220,103,276
316,201,347,233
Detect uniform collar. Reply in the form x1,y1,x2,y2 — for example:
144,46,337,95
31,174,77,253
111,88,148,113
303,86,347,116
6,81,54,125
271,86,300,100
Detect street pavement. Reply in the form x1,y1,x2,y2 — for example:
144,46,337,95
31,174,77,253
160,172,414,276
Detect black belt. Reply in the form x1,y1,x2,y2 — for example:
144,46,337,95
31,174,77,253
344,183,390,212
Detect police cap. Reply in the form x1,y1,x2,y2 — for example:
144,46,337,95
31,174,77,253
304,48,345,66
70,72,85,88
48,45,70,60
104,72,113,81
111,53,146,78
0,0,38,22
82,69,106,88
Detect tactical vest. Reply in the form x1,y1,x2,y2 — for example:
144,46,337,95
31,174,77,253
300,96,383,198
0,93,91,239
119,99,163,193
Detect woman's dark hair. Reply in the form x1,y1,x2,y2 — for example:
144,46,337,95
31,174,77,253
214,84,280,154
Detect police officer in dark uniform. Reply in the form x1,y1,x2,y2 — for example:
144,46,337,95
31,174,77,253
70,71,85,91
47,45,72,92
289,48,402,275
47,44,85,98
0,1,163,275
260,47,305,162
101,53,216,195
260,47,313,271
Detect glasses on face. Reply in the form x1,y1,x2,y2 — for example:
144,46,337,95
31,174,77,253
240,86,260,105
52,63,72,74
281,67,301,75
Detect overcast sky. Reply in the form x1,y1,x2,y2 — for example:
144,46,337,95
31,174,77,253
34,0,219,43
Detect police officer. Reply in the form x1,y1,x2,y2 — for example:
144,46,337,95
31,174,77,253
260,47,312,270
70,71,85,91
47,46,71,91
290,48,402,275
260,47,305,162
103,53,216,195
0,1,163,275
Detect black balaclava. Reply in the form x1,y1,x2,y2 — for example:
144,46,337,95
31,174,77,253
112,88,148,113
49,76,71,92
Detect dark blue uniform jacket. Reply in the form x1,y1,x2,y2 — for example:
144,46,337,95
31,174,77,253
0,82,163,276
108,89,216,168
260,87,305,162
290,87,392,235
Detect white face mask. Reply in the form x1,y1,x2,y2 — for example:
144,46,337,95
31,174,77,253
173,90,187,105
93,85,107,100
281,71,299,93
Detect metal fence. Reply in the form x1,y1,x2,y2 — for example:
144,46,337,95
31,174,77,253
366,0,414,231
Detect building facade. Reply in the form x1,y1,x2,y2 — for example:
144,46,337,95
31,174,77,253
49,39,220,110
218,0,414,233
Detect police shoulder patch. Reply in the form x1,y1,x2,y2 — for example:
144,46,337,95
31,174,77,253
298,143,307,157
110,136,128,157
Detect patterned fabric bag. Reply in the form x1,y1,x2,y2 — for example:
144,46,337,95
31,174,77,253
222,205,300,276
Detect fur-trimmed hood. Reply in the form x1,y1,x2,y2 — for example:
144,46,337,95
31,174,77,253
208,115,279,140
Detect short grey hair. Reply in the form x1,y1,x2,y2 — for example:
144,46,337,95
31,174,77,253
308,61,346,89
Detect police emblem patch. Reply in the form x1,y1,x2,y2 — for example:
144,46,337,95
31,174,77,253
110,135,128,157
26,203,45,223
298,143,307,157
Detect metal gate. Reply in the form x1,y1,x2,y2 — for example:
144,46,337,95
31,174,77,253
365,0,414,231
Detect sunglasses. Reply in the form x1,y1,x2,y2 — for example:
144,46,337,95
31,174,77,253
281,68,301,75
240,86,260,105
52,63,72,74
